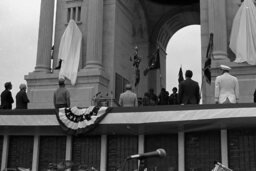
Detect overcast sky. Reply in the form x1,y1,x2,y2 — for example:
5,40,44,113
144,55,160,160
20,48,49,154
0,0,40,106
0,1,201,107
166,25,201,93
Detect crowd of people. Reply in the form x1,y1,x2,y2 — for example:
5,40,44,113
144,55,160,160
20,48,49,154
0,64,254,109
119,65,244,107
136,69,200,107
0,78,70,111
118,69,201,107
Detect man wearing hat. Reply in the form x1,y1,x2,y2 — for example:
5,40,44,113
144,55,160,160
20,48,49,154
53,78,70,109
215,65,239,104
119,84,138,107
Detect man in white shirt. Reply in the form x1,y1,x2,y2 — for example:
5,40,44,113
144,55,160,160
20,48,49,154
215,65,239,104
119,84,138,107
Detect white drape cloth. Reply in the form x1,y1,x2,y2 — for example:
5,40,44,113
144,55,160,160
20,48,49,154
229,0,256,65
58,19,82,85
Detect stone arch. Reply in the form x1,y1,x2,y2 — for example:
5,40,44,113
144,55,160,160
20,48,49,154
152,9,200,50
147,7,200,92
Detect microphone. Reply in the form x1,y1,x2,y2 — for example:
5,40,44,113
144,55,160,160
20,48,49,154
127,149,166,160
214,161,232,171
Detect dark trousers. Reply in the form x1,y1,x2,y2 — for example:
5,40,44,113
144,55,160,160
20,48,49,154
55,104,68,113
55,104,68,108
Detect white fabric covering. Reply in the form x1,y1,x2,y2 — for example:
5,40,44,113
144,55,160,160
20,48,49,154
229,0,256,65
58,19,82,85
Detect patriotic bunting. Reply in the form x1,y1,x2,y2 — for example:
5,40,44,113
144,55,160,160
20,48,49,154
56,106,112,135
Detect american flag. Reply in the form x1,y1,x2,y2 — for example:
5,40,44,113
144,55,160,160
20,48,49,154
178,66,184,83
143,48,160,76
203,33,213,84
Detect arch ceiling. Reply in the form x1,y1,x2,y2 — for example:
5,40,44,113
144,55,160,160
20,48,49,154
139,0,200,50
147,0,199,5
155,10,200,50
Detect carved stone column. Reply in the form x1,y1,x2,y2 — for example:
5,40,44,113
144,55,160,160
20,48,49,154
208,0,228,60
34,0,54,72
85,0,103,69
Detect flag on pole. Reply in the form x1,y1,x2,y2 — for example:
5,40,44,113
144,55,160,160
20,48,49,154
178,66,184,83
203,33,213,84
135,69,140,87
143,48,160,76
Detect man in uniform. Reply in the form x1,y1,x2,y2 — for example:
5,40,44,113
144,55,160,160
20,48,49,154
215,65,239,104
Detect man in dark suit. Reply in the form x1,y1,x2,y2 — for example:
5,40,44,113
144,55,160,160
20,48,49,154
16,84,30,109
178,70,201,104
169,87,179,105
0,82,14,109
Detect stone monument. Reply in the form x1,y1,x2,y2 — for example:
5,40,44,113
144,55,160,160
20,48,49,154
25,0,254,108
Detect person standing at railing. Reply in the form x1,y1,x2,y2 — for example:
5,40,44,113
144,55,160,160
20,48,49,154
178,70,201,105
16,84,30,109
119,84,138,107
0,82,14,109
169,87,179,105
158,88,169,105
53,78,70,109
215,65,239,104
148,88,158,105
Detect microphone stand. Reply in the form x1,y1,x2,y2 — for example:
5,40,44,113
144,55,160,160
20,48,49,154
138,159,145,171
121,157,145,171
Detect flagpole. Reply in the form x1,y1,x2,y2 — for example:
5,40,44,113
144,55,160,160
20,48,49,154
157,46,163,90
130,46,141,97
202,33,214,104
159,70,163,89
201,73,205,104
